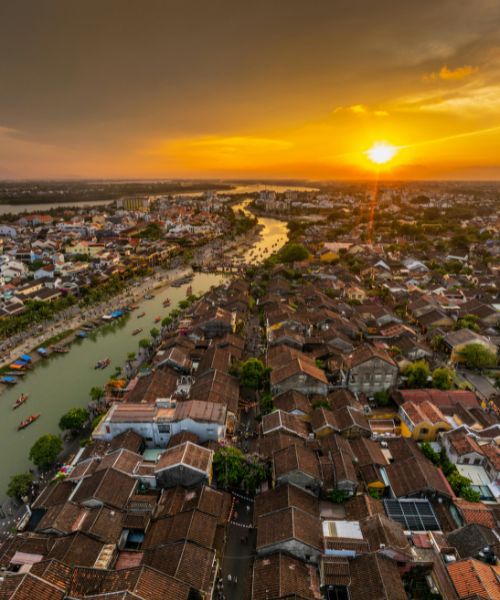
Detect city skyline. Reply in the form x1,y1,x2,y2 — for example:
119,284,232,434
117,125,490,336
1,0,500,180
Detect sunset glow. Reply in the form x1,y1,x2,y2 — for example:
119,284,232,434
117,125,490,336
366,143,398,165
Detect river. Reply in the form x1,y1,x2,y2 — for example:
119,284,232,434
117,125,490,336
0,206,288,499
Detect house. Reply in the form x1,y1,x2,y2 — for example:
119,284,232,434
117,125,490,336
273,389,311,417
252,553,321,599
447,523,500,560
256,506,322,562
399,400,451,441
441,428,485,466
383,456,453,499
154,442,213,488
271,356,328,396
311,407,339,437
273,444,322,493
345,344,398,396
447,558,500,600
195,307,235,338
71,467,137,509
444,328,497,363
262,409,310,439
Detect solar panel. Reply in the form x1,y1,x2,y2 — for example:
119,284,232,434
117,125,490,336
384,498,440,531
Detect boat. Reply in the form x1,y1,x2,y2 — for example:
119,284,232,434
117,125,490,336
76,331,87,338
37,347,48,357
94,357,111,369
154,316,161,323
137,312,146,319
186,286,192,296
17,414,40,431
163,299,171,307
101,314,114,321
130,304,140,310
132,328,143,336
0,376,17,385
13,393,28,409
144,294,154,300
52,345,69,353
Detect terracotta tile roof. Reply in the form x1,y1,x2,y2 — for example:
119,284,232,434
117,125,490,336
385,457,453,498
46,532,105,567
31,480,75,510
124,368,178,404
262,409,311,438
349,438,387,467
320,556,350,587
344,494,384,521
270,357,328,386
190,369,239,413
155,441,213,474
349,553,407,600
447,559,500,600
311,407,340,434
144,509,217,550
273,444,321,481
454,499,496,529
108,429,144,454
254,484,319,521
69,565,190,600
396,389,479,409
360,514,411,555
401,400,448,426
273,389,311,414
256,507,322,552
445,429,484,456
28,559,72,591
346,343,397,369
142,541,215,594
96,449,142,475
72,468,137,510
481,443,500,470
252,430,304,460
0,573,66,600
252,553,322,599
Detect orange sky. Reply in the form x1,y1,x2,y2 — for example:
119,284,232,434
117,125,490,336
1,1,500,180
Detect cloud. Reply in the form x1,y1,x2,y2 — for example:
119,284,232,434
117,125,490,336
333,105,388,117
423,64,478,82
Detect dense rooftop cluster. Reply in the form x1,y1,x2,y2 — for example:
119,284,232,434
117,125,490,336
0,183,499,599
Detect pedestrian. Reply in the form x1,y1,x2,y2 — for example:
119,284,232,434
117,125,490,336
227,574,232,583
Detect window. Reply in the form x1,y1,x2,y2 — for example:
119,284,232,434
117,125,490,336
463,458,469,464
420,428,429,435
474,458,481,465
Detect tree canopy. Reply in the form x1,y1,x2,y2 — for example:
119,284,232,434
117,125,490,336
432,367,454,390
59,407,89,433
239,358,269,390
29,434,63,469
458,343,497,369
277,243,310,263
404,360,430,388
7,472,33,499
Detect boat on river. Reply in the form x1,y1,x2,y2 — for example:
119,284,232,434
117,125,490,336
17,414,40,430
95,357,111,369
0,376,17,385
132,328,143,336
76,331,87,338
137,312,146,319
144,294,154,300
130,304,140,310
186,286,192,296
13,393,28,409
154,316,161,323
52,345,69,353
163,299,171,307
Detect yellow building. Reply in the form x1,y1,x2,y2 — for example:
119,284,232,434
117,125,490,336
399,400,451,441
319,249,339,263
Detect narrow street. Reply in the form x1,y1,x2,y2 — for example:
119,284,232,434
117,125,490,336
220,493,256,600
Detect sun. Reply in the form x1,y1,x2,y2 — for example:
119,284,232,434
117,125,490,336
366,142,398,165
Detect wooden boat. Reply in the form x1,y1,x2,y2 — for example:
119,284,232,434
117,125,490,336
130,304,140,310
132,328,143,336
52,345,69,354
0,376,17,385
95,357,111,369
154,316,161,323
186,286,192,296
163,299,171,307
144,294,154,300
137,312,146,319
13,393,28,409
17,414,40,430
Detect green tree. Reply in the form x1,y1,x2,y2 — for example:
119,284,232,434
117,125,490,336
404,360,430,388
432,367,454,390
239,358,269,390
127,352,136,362
6,472,34,499
149,327,160,339
241,456,267,494
161,316,173,328
259,392,274,415
59,407,89,433
458,344,496,369
373,390,390,407
213,446,246,489
90,386,105,402
430,335,445,352
330,489,349,503
420,442,440,465
139,338,151,349
29,434,63,469
460,486,481,502
456,315,480,332
277,243,310,263
178,299,189,310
